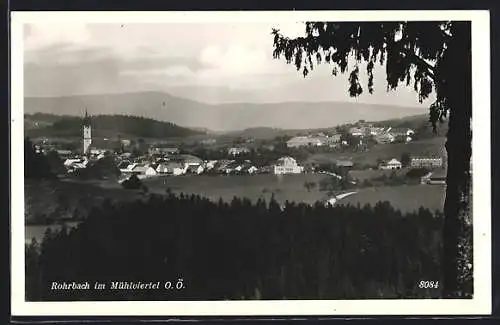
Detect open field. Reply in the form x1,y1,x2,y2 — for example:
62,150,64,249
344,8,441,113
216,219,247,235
143,174,446,213
306,137,446,166
339,184,446,213
143,174,332,205
25,176,446,225
349,169,409,181
24,177,446,243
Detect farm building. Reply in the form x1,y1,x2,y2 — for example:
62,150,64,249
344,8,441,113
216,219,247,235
157,162,185,176
130,164,157,177
426,169,447,185
286,136,324,148
374,133,395,144
186,164,204,175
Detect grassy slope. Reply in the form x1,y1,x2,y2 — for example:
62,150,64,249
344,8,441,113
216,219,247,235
339,185,446,213
143,174,445,213
306,137,446,166
25,176,446,243
144,174,332,205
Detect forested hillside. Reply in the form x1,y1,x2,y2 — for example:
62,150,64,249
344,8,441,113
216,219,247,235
24,114,205,139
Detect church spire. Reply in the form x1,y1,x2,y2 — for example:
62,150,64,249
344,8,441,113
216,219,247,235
83,108,91,126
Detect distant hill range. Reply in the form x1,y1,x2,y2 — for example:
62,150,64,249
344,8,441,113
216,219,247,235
24,91,430,132
24,113,205,139
224,113,448,140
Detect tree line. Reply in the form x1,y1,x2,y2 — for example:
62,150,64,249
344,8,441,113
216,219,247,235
25,191,472,301
27,114,204,139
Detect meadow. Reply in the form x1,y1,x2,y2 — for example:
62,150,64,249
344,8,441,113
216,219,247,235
143,173,332,205
143,174,445,213
338,184,446,213
25,174,446,244
306,137,447,166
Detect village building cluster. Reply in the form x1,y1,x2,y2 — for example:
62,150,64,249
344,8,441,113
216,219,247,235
33,114,446,185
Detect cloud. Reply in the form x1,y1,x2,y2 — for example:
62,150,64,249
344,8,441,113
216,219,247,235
21,22,433,107
24,23,92,51
24,43,211,96
200,44,285,75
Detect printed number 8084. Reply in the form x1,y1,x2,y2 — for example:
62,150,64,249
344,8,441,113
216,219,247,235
418,281,439,289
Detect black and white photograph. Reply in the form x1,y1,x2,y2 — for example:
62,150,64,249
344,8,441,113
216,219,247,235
10,11,491,316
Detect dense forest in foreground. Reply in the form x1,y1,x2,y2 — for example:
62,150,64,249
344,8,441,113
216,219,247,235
25,191,468,301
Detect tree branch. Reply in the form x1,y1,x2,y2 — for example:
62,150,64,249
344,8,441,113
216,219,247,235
403,49,436,80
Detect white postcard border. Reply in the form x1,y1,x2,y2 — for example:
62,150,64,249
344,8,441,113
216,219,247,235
10,10,492,316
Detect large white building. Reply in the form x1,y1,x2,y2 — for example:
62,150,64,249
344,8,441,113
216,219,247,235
410,157,443,169
273,156,304,174
379,158,402,170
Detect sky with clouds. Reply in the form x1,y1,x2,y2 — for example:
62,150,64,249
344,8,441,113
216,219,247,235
23,22,434,106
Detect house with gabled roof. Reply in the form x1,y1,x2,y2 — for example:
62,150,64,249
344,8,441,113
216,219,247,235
186,164,204,175
157,162,186,176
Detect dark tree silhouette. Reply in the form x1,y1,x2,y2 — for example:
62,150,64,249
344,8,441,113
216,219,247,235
74,156,121,181
272,21,472,297
122,174,144,190
24,137,56,179
400,153,412,168
26,194,444,301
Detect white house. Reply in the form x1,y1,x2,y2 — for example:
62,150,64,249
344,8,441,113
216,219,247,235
64,158,82,167
379,158,402,170
425,169,447,185
246,166,258,174
157,162,186,176
144,166,157,177
273,156,304,174
186,164,204,175
228,147,250,156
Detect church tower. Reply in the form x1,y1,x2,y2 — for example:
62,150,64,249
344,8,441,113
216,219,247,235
83,109,92,155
